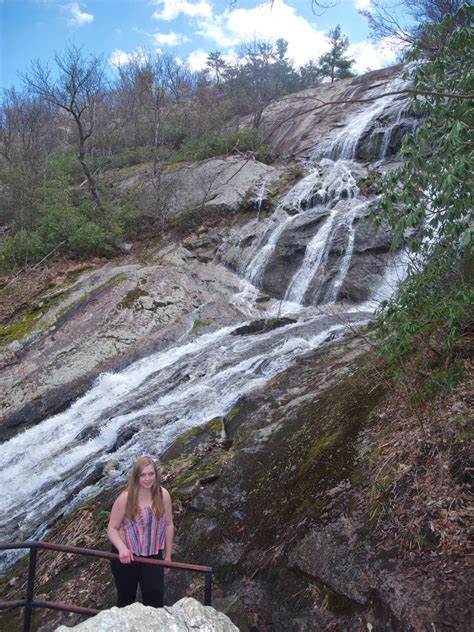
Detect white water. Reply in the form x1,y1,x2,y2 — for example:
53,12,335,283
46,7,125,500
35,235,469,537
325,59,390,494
245,209,295,285
314,73,411,161
284,206,338,303
324,201,369,304
255,180,267,220
0,308,371,570
0,68,414,572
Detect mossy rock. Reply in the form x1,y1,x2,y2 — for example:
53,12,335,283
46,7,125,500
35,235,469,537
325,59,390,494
117,285,150,309
161,417,223,463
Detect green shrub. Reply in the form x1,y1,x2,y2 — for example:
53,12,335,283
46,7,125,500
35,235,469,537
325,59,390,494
67,221,116,257
174,127,272,163
111,203,139,237
175,131,233,161
105,146,153,170
371,6,473,386
0,230,48,271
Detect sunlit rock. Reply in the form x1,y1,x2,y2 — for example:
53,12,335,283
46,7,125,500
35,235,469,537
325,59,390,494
55,598,239,631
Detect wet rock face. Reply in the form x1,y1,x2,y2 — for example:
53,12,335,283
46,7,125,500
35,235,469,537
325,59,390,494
254,66,413,161
158,337,471,632
289,518,371,605
0,250,244,436
232,317,296,336
259,209,328,298
164,337,386,630
217,150,398,307
256,208,394,304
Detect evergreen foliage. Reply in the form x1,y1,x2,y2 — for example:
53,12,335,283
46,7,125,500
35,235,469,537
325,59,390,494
0,161,122,270
372,3,473,386
224,38,300,127
317,25,355,83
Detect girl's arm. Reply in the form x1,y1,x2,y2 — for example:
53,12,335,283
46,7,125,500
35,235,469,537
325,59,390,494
107,491,133,564
162,487,174,570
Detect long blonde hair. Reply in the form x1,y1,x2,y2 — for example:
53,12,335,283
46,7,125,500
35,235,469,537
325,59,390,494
125,457,164,520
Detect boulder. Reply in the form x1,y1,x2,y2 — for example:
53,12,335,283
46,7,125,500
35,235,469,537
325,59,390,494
289,518,371,604
55,598,239,631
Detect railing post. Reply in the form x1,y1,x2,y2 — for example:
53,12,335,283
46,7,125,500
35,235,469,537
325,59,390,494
204,570,212,606
23,544,37,632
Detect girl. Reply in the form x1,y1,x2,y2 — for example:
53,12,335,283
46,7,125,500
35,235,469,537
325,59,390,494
107,456,174,607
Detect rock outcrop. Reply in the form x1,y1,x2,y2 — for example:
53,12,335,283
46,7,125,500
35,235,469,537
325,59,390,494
55,598,239,631
1,63,470,632
217,159,396,305
0,245,244,438
255,65,417,162
110,156,283,218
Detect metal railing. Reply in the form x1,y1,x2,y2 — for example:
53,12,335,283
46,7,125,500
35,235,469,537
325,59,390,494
0,541,213,632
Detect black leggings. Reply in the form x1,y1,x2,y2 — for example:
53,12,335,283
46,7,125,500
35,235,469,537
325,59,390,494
110,546,164,607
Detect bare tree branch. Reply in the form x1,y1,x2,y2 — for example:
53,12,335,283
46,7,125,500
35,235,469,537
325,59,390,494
23,45,108,214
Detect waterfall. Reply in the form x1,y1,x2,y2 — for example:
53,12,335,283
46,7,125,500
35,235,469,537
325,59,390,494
0,67,416,573
256,180,267,220
314,72,412,161
323,201,368,304
244,209,294,286
243,160,361,293
284,206,338,304
0,309,372,571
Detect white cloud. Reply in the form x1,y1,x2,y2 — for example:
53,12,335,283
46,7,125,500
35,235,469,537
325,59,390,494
196,14,237,48
350,35,406,73
151,0,401,76
186,48,209,71
153,32,191,46
109,48,148,68
354,0,373,11
153,0,212,21
197,0,328,65
65,2,93,27
186,47,239,72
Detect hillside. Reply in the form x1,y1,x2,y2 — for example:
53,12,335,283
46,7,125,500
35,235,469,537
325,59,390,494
0,52,472,632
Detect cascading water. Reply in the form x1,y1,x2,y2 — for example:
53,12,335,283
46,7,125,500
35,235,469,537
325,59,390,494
245,209,295,285
323,201,366,304
0,67,415,573
284,205,338,303
255,180,267,220
0,309,371,571
313,71,414,162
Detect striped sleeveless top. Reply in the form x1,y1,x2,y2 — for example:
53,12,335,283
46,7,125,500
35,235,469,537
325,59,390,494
119,505,166,557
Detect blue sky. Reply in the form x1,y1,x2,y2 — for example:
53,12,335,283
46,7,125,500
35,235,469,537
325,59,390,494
0,0,402,90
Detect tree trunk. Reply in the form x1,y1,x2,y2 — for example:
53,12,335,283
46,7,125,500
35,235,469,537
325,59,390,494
76,117,106,214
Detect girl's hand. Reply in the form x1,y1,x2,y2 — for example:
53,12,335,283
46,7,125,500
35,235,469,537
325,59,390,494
164,555,172,575
118,547,134,564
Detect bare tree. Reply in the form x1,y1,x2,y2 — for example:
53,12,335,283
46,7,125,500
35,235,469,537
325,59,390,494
23,45,107,213
360,0,467,57
0,88,58,227
0,88,56,166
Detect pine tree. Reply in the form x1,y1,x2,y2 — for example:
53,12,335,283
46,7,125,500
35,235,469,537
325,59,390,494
317,25,355,83
205,52,228,85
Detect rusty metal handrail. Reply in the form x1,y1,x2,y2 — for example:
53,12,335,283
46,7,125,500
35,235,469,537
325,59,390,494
0,541,213,632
